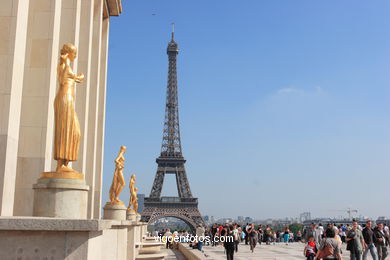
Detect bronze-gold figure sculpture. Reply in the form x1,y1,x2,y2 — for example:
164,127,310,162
127,174,139,214
108,146,126,205
54,43,84,172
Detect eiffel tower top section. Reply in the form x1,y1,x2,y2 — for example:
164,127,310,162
160,28,183,158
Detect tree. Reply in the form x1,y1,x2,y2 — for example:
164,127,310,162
288,223,303,236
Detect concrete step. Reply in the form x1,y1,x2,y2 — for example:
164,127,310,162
135,252,167,260
135,242,164,254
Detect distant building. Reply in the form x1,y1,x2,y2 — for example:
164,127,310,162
237,216,244,222
299,212,311,223
244,217,253,223
376,217,390,226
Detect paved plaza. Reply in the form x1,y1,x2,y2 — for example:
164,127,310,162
183,242,377,260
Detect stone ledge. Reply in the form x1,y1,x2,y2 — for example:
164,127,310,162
0,217,124,231
178,243,205,260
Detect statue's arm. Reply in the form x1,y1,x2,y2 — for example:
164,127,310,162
64,58,84,83
74,73,84,83
115,152,124,164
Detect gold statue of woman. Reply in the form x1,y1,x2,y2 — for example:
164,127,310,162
54,43,84,172
127,174,139,214
108,146,126,205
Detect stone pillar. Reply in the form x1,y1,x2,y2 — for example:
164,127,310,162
13,0,62,216
0,0,30,216
72,0,95,182
94,16,110,219
85,0,104,219
58,0,81,57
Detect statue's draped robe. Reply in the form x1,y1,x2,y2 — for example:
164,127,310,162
54,62,81,161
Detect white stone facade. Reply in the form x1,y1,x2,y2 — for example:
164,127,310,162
0,0,123,219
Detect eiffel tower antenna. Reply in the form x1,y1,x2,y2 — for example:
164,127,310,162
171,22,175,40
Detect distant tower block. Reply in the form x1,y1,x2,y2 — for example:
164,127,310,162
141,29,205,231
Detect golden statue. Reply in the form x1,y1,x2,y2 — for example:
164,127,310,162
127,174,139,214
54,43,84,172
41,43,84,179
108,146,126,205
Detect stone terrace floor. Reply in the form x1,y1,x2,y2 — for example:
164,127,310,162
193,242,375,260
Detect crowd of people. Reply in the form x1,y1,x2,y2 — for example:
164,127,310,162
155,220,389,260
304,220,389,260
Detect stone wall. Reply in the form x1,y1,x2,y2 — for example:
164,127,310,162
0,0,122,219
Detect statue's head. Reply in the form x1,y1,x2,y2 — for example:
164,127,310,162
61,43,77,61
131,174,136,181
120,145,127,152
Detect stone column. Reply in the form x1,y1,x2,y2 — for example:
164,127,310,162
94,16,110,219
13,0,62,216
85,0,104,219
58,0,81,58
0,0,30,216
72,0,95,181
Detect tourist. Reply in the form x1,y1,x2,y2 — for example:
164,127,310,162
340,225,347,243
247,224,258,252
318,223,324,240
211,223,218,246
315,227,342,260
304,236,317,260
284,226,290,245
306,223,321,246
258,225,264,245
224,226,235,260
297,230,303,242
237,226,242,242
265,225,272,245
373,222,389,260
232,224,239,252
172,231,179,249
346,220,366,260
362,220,378,260
196,225,205,251
244,223,250,245
289,231,294,243
164,229,172,249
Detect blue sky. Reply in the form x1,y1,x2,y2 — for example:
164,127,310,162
103,0,390,220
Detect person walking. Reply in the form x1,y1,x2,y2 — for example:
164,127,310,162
314,227,342,260
346,220,367,260
374,222,389,260
306,223,321,246
258,225,264,245
211,224,218,247
304,236,317,260
164,229,172,249
244,223,250,245
248,224,258,253
224,226,235,260
284,226,291,245
362,220,378,260
232,224,239,253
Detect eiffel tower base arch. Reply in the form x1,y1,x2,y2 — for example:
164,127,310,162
141,199,204,233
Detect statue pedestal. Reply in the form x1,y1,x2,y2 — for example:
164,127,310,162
32,174,89,219
126,211,136,221
103,203,127,220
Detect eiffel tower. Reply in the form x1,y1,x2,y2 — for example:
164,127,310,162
141,30,205,231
